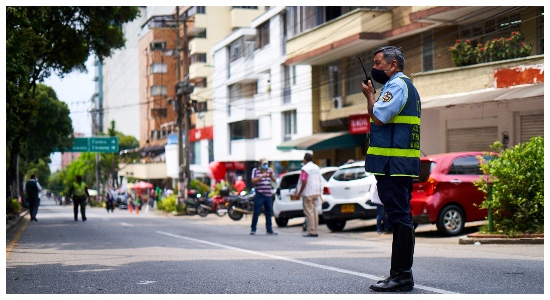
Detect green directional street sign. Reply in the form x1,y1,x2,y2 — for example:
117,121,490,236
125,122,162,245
90,137,119,153
55,137,119,153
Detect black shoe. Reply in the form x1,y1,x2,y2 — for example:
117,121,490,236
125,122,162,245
303,233,318,237
250,231,255,235
33,218,38,221
369,273,414,292
82,218,87,222
302,223,307,232
75,219,78,221
266,231,278,235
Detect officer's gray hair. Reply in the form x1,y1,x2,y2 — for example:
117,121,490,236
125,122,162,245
373,46,405,71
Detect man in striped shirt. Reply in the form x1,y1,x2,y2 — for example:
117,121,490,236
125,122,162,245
250,157,277,235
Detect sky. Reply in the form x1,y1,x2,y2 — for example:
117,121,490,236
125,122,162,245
43,57,96,172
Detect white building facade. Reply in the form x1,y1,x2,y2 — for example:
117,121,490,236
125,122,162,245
212,7,314,181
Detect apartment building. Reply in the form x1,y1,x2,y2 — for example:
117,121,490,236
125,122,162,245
159,6,267,184
279,6,543,163
212,7,314,182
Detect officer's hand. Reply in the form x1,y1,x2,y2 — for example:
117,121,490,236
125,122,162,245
362,81,374,98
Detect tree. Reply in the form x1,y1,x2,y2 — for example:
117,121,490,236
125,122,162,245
6,6,141,198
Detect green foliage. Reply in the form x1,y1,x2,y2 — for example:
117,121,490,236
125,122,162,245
474,137,544,235
157,194,185,213
208,181,232,197
449,31,533,67
22,158,52,188
6,6,140,198
190,179,210,196
10,199,23,214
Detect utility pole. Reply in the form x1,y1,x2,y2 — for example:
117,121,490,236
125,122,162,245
175,6,184,201
174,7,194,199
182,14,192,193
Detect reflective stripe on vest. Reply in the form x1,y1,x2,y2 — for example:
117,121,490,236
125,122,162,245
366,76,420,177
73,182,86,196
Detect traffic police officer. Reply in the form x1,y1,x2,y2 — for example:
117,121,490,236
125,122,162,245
362,46,421,292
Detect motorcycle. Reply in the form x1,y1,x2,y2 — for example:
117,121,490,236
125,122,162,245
184,194,210,217
205,195,229,217
226,193,257,221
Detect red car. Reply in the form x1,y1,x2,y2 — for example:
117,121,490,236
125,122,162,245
411,151,497,236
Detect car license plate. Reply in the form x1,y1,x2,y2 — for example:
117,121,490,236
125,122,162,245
341,204,354,213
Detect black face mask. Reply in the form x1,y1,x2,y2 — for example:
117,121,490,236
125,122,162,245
371,68,390,84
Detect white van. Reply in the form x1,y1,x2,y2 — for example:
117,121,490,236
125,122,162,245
273,166,338,227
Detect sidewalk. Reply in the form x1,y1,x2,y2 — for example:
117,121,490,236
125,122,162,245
6,209,29,231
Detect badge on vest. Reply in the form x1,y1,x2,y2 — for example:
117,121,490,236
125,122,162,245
382,91,393,102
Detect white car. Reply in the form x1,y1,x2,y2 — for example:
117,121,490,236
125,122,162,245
321,161,377,231
273,166,338,227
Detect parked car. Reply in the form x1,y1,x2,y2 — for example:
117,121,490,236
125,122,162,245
411,151,497,236
115,191,129,209
321,161,378,231
273,166,338,227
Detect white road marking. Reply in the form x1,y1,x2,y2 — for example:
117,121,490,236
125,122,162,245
121,222,134,227
156,231,457,294
137,281,156,285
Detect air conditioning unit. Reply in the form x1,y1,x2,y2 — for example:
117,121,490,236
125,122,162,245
333,96,343,109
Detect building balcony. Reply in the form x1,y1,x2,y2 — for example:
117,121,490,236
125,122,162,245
189,38,209,55
413,55,544,100
226,97,256,122
189,62,210,82
228,139,256,161
285,9,392,66
227,56,258,85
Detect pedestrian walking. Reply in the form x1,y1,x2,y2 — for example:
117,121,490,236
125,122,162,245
24,174,42,221
69,175,90,221
293,153,323,237
105,188,115,213
362,46,421,292
249,158,277,235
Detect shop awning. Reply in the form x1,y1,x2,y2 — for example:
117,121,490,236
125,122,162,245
422,83,543,109
276,131,365,151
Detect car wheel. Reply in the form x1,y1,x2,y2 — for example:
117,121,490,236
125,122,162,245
275,217,288,227
326,219,346,232
436,204,465,236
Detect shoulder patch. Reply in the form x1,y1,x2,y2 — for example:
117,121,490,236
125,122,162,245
382,91,393,102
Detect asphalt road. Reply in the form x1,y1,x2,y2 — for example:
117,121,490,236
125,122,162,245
5,197,545,294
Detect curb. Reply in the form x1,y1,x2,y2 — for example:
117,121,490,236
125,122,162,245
459,237,544,245
6,210,28,231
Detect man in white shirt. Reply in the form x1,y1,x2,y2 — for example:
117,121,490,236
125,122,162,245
293,153,322,237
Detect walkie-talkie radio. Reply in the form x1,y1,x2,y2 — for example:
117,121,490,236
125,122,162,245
358,56,376,94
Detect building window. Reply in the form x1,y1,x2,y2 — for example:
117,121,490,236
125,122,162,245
283,65,291,104
191,141,201,164
208,139,214,162
459,11,521,45
150,85,167,96
194,78,207,88
150,41,166,51
282,110,297,142
233,6,258,9
228,84,242,102
346,57,363,95
292,65,297,85
150,108,167,118
190,53,207,64
230,38,243,62
229,120,259,140
256,20,270,49
195,29,206,38
187,6,205,17
150,63,167,74
422,30,434,72
327,61,342,98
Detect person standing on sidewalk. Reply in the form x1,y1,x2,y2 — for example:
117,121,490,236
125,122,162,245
24,174,42,221
249,158,277,236
362,46,421,292
293,153,323,237
69,175,90,221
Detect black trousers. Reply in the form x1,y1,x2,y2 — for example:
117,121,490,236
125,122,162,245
73,197,87,220
28,199,40,220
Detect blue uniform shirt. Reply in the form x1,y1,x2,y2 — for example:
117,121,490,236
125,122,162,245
373,72,408,124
